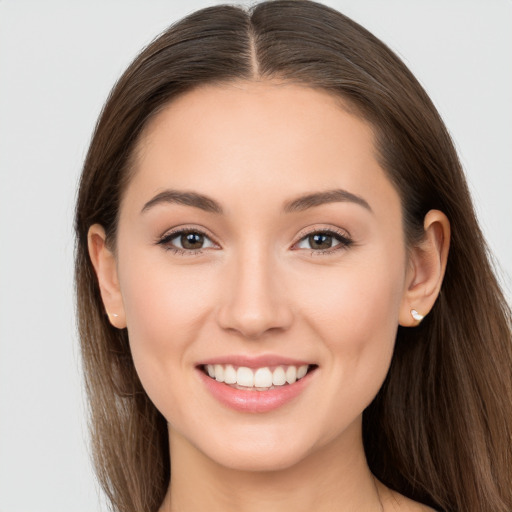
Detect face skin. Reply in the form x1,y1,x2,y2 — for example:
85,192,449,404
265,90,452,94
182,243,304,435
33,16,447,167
89,81,448,511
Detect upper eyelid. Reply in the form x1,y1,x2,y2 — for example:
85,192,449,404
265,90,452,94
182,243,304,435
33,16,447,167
294,225,352,241
158,225,218,243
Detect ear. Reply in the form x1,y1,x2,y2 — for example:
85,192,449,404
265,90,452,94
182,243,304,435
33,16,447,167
87,224,127,329
399,210,450,327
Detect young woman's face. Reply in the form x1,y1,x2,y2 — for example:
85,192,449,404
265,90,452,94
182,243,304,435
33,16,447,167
114,82,411,471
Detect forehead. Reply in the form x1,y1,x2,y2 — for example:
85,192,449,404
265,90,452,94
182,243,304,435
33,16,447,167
124,81,399,216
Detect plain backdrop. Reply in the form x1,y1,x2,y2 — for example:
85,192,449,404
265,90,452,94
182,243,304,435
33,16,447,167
0,1,510,511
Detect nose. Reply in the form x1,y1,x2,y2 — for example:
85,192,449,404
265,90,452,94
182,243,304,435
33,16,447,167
216,249,294,339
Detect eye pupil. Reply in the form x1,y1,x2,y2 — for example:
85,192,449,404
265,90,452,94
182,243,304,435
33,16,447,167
309,233,332,250
181,232,204,249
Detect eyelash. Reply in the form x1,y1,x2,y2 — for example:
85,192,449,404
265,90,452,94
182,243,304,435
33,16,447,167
156,227,353,256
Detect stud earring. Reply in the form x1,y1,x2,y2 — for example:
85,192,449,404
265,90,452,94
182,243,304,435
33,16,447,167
108,312,119,318
410,309,424,322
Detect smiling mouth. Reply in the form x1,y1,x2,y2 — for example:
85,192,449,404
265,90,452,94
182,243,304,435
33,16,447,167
201,363,317,391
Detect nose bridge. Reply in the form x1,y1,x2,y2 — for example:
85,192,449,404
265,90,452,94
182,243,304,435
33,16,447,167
217,240,292,338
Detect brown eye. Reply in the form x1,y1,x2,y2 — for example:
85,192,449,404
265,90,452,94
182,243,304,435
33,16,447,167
295,230,353,252
180,232,204,249
158,229,217,252
308,233,333,250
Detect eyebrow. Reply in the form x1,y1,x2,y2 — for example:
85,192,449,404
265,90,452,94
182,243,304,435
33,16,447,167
141,190,223,214
141,187,372,215
283,189,372,213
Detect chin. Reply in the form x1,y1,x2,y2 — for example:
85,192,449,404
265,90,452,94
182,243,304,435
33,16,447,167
211,445,310,473
194,427,323,473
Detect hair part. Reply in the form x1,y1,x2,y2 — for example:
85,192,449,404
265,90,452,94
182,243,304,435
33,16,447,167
75,2,512,511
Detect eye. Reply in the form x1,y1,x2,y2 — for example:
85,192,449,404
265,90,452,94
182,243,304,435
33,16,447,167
295,229,353,252
157,228,217,253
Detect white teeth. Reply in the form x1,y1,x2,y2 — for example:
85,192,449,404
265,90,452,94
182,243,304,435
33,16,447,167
286,366,297,384
254,367,273,388
237,367,254,387
214,364,224,382
297,365,308,379
272,366,286,386
224,364,237,384
205,363,312,389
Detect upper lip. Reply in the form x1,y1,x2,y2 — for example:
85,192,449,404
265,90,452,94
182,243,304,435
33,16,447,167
197,354,315,369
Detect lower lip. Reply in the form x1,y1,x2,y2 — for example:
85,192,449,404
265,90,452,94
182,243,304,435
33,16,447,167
198,368,316,413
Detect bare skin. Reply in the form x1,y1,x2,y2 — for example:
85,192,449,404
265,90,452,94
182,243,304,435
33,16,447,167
89,81,448,512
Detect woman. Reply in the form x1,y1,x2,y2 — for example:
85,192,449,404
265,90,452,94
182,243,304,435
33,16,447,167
74,1,512,511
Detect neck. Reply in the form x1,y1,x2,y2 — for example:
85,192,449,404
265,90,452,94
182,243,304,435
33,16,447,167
159,420,384,512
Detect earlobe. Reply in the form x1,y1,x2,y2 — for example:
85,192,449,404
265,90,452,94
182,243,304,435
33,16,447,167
399,210,450,327
87,224,127,329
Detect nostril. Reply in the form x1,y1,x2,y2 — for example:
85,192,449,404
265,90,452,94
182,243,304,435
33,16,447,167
215,278,294,338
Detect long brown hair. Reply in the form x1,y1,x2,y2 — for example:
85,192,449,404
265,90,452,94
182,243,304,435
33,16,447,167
74,2,512,511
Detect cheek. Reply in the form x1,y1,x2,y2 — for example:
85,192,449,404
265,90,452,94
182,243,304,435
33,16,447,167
299,254,404,342
296,249,405,393
116,253,219,403
291,259,404,442
120,254,216,340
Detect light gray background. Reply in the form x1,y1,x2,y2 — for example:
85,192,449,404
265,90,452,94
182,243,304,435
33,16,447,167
0,1,510,511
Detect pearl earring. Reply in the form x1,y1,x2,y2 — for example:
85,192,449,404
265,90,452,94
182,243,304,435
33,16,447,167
108,312,119,318
410,309,424,322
